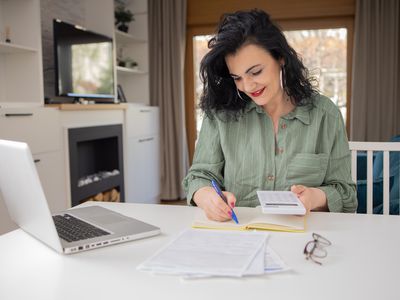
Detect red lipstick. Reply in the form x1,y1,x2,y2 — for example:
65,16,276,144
250,87,265,97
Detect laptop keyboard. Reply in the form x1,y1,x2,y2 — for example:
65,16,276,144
53,214,110,242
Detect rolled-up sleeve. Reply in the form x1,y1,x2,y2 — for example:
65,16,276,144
182,116,225,205
318,113,357,213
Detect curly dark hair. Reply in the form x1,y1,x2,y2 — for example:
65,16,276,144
199,9,318,119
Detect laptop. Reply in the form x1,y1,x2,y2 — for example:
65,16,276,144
0,139,161,254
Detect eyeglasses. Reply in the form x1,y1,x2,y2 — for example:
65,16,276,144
304,233,332,265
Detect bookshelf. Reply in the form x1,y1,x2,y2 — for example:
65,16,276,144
114,0,149,104
0,0,43,107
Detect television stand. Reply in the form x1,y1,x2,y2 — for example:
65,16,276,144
44,103,128,110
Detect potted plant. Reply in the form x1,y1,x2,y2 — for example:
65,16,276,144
115,5,134,33
124,58,138,70
118,57,138,70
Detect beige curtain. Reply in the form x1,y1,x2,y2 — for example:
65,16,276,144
149,0,189,200
351,0,400,141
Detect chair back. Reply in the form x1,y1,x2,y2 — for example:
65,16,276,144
349,142,400,215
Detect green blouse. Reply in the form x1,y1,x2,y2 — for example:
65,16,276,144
182,94,357,213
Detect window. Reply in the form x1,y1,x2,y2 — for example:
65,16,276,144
284,28,348,123
192,28,348,144
193,35,212,138
185,1,355,162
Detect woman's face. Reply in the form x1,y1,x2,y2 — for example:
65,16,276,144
225,43,283,108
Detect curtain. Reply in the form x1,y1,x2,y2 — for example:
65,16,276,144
148,0,189,200
351,0,400,141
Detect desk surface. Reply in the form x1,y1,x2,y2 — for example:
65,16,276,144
1,202,399,300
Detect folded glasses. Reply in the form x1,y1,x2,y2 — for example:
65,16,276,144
304,233,332,265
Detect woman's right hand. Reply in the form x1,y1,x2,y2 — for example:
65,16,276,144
193,186,237,222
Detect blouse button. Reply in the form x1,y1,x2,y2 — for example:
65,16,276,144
267,175,275,181
278,148,284,154
281,123,287,129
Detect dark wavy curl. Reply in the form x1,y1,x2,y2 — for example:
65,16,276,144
199,9,318,120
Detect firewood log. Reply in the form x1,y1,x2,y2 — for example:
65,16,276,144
111,188,119,202
93,192,104,202
103,190,111,202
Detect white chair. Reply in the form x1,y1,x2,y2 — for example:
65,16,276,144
349,142,400,215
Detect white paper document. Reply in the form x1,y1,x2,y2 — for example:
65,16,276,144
137,228,269,278
257,191,306,215
265,246,291,273
183,245,290,279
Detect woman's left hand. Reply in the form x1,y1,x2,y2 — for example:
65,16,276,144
290,185,328,213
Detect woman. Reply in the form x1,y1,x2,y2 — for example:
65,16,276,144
182,9,357,221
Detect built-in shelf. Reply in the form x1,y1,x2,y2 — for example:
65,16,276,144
0,42,38,54
115,30,147,45
114,0,150,105
0,0,43,106
117,66,148,75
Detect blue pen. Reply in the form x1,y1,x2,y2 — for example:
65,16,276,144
211,180,239,224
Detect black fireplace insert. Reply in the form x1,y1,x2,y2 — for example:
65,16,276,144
68,124,124,206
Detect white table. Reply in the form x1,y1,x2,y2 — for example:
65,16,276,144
1,202,399,300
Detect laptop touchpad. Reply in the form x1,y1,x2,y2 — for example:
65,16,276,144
92,214,130,225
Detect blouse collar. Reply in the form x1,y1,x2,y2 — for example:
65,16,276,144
244,101,312,125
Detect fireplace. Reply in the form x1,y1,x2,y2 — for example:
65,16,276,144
68,124,124,207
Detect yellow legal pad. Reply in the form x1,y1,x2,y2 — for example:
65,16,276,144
192,206,306,233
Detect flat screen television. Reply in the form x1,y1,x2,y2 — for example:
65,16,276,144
53,19,115,101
